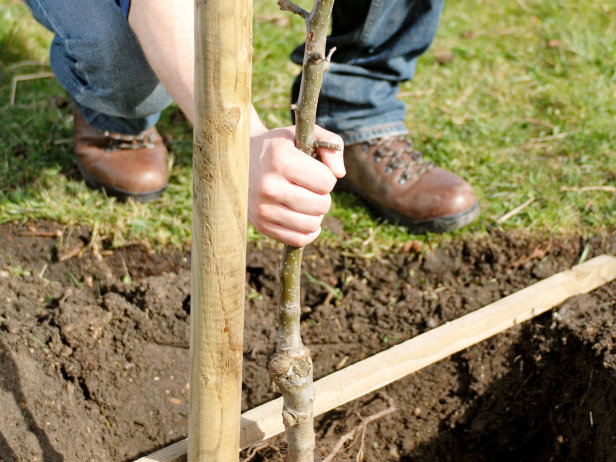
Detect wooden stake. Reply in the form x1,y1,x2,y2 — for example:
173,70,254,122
190,0,252,460
137,255,616,462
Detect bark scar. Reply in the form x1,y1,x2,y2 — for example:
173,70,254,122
202,107,241,145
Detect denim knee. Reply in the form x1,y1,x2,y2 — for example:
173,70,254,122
25,0,172,123
48,26,172,121
291,0,444,143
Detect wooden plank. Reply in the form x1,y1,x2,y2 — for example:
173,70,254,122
137,440,187,462
136,254,616,462
190,0,252,459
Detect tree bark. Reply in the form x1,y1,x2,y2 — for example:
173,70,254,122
268,1,336,461
189,0,252,460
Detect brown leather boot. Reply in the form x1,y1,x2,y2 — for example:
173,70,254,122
73,107,169,201
338,135,479,233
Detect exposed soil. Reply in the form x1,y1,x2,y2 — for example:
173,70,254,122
0,221,614,462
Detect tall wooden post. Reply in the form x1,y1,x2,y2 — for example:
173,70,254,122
190,0,252,460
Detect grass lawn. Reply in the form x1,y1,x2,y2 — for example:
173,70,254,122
1,0,614,250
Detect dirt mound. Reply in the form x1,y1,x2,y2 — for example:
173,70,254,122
0,222,614,461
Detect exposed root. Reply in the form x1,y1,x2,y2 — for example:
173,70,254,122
322,393,397,462
511,237,554,267
241,440,275,462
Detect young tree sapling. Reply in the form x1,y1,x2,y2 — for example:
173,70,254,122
267,0,338,460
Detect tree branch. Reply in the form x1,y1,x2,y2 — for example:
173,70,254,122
313,140,341,151
277,0,309,19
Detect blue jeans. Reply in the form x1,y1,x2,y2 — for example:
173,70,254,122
24,0,171,134
293,0,444,144
25,0,443,140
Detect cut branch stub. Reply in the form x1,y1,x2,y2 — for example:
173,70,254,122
313,140,341,151
278,0,309,19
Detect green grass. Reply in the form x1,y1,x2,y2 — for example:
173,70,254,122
1,0,614,250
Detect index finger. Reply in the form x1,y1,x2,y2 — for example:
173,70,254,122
283,147,338,194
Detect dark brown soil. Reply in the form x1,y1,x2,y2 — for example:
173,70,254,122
0,221,614,462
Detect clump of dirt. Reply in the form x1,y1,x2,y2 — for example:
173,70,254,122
0,221,614,462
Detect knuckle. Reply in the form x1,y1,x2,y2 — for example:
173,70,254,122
253,202,271,222
321,194,332,212
251,219,267,235
258,178,279,201
311,165,336,193
270,149,290,172
295,235,311,247
304,230,321,246
305,217,322,234
324,174,337,192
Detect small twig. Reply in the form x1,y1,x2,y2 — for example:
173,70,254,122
36,263,48,279
6,61,48,72
561,185,616,193
124,239,156,255
323,46,336,70
525,118,554,130
58,288,73,306
527,132,568,143
496,196,535,224
323,394,397,462
448,86,475,111
241,441,272,462
322,430,357,462
398,88,435,99
10,72,55,106
511,240,553,268
313,139,342,151
277,0,309,19
120,256,132,285
355,395,397,461
356,416,368,461
17,229,62,238
88,222,102,261
58,241,85,262
325,47,336,62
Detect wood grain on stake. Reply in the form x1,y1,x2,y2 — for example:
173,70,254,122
136,255,616,462
190,0,251,460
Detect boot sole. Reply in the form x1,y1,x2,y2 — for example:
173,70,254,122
76,160,167,203
335,178,480,233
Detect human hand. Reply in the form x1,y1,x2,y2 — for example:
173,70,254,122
248,125,345,247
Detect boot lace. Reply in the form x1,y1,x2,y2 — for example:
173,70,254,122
103,131,156,152
362,135,433,185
